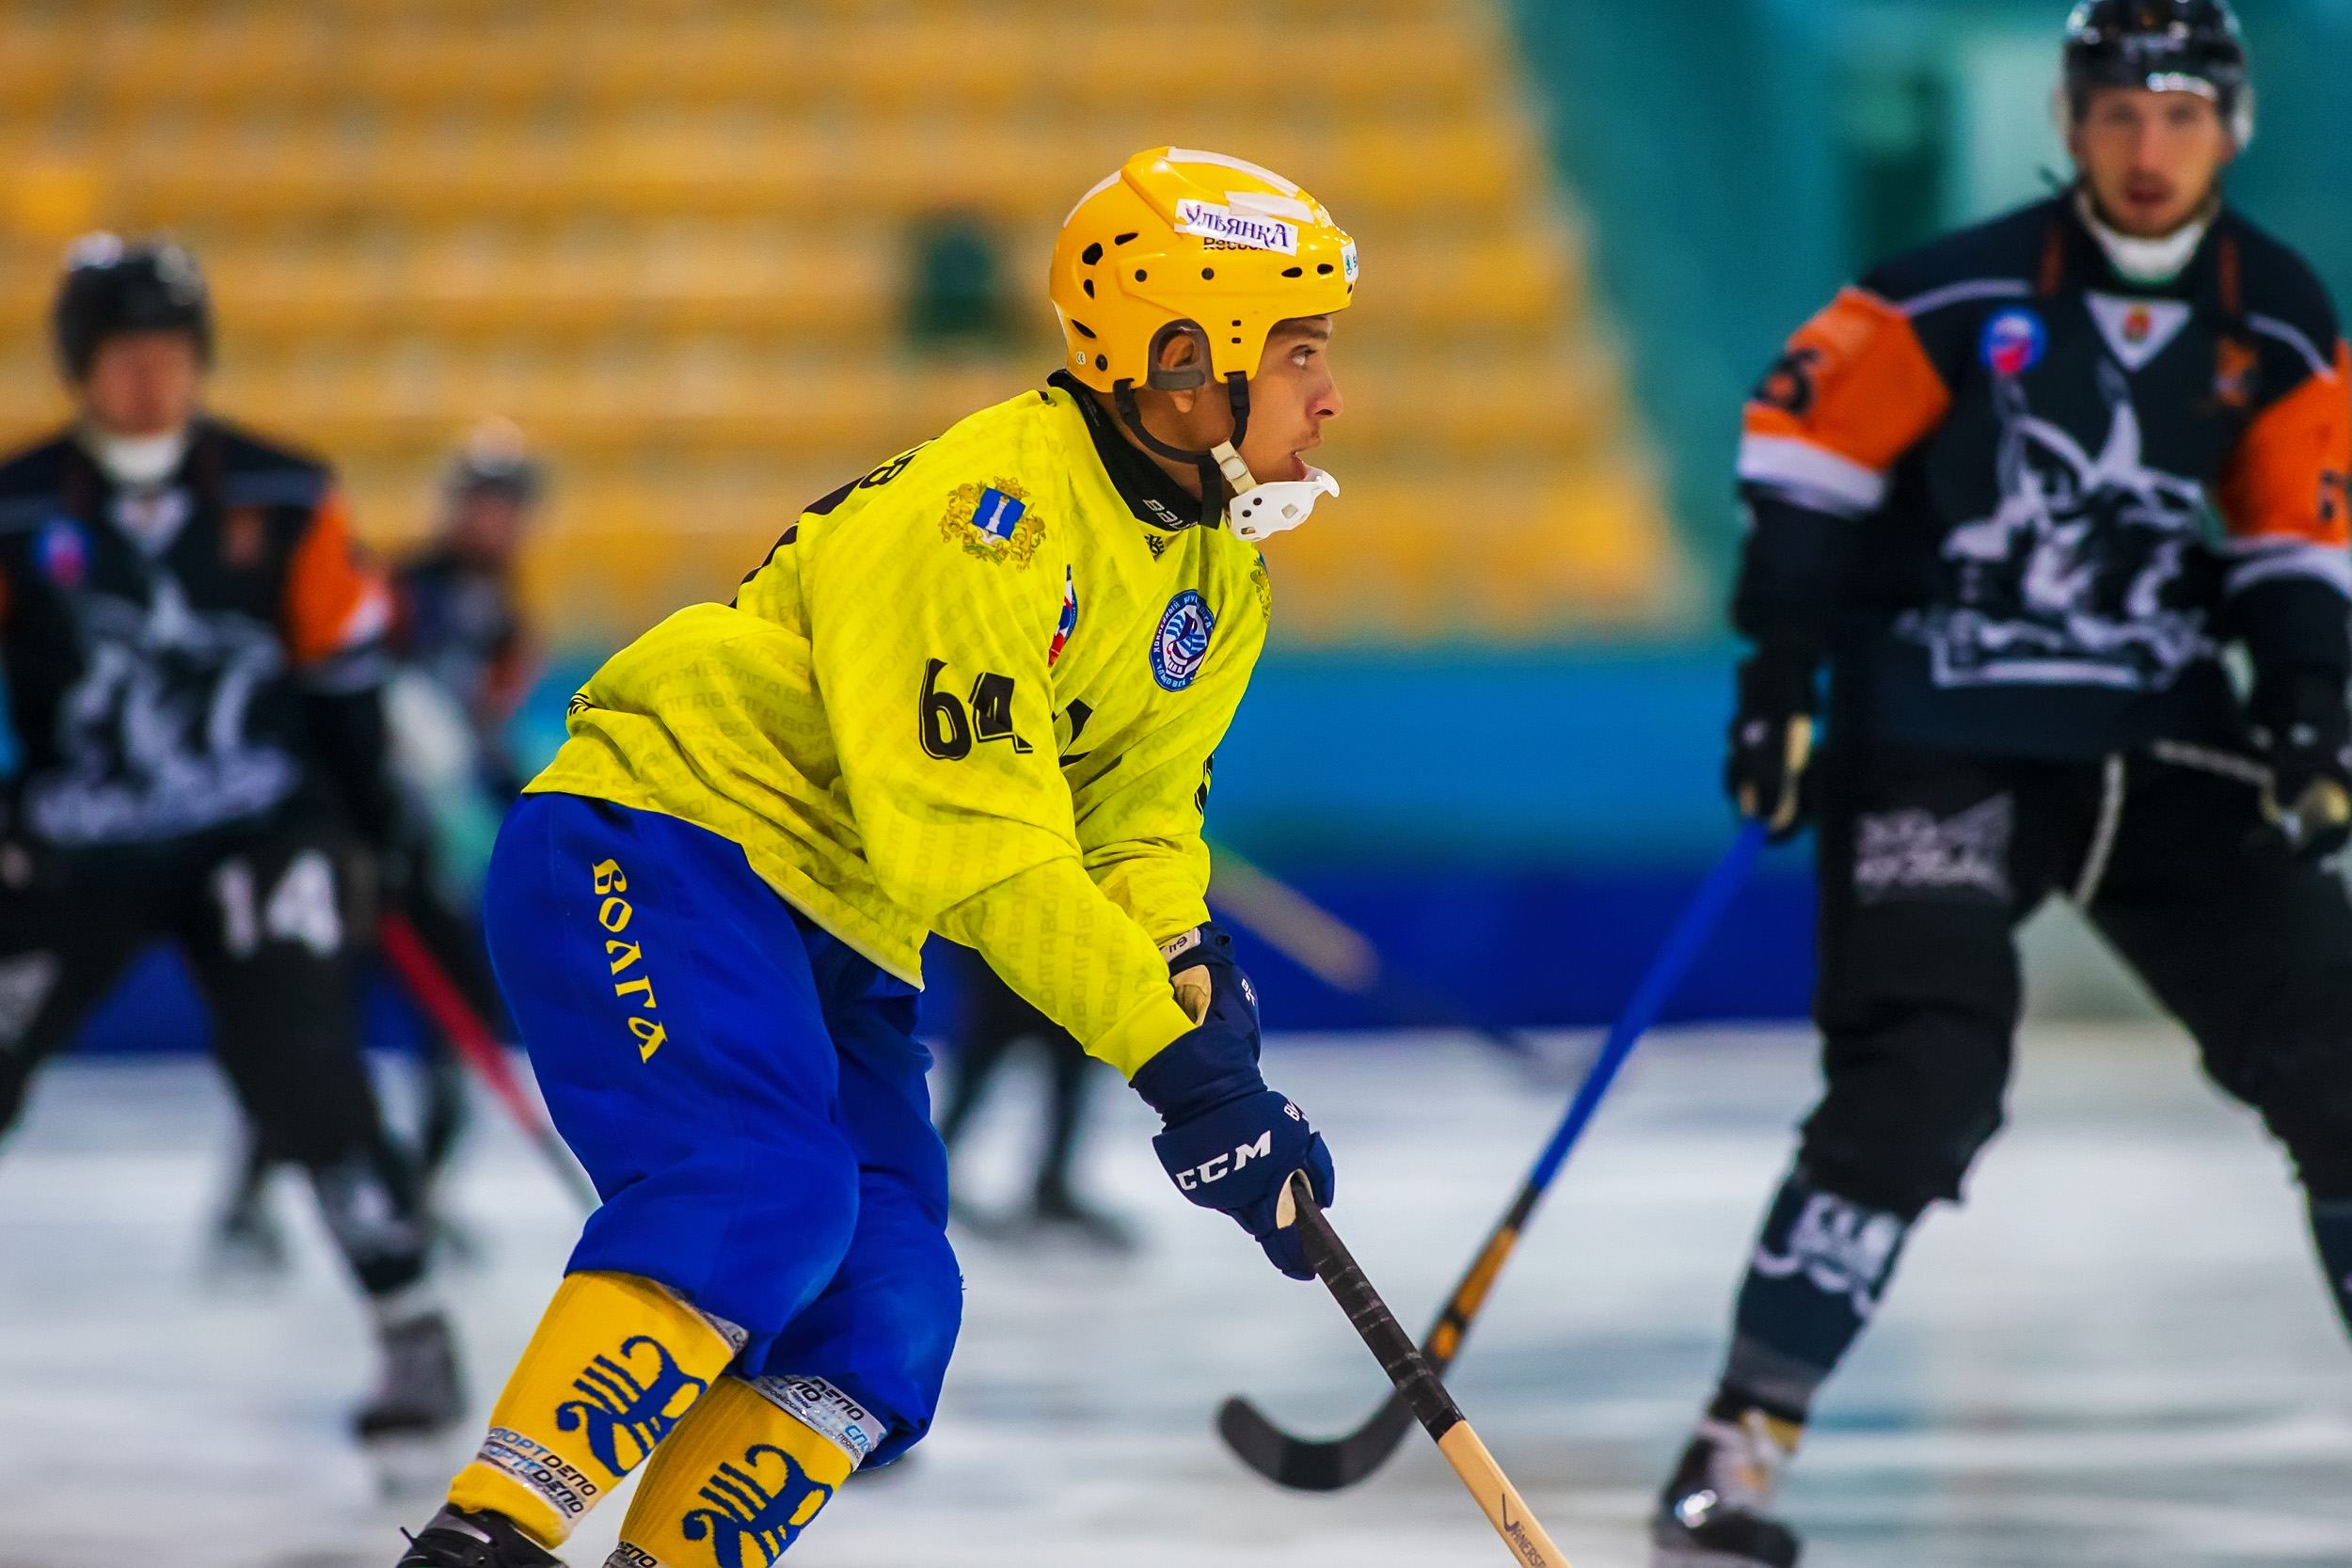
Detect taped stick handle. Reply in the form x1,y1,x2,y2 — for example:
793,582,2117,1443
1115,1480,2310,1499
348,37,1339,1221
1283,1172,1571,1567
377,911,599,1213
1279,1172,1461,1443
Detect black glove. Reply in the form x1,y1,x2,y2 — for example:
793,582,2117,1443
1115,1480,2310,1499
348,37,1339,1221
1725,651,1818,843
2252,668,2352,860
1131,923,1335,1280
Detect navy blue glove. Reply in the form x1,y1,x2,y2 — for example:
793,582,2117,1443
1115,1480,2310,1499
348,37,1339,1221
1152,1089,1334,1279
1131,923,1336,1280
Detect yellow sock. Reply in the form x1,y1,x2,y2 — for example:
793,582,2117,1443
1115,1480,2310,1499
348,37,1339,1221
447,1272,742,1547
611,1374,876,1568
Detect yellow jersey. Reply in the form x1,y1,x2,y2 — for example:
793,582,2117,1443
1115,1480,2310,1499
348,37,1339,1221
528,373,1273,1079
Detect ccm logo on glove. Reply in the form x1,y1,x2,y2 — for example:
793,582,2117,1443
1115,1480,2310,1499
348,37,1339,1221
1170,1102,1305,1191
1152,1088,1334,1280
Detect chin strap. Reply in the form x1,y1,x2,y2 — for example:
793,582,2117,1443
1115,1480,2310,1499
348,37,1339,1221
1116,374,1243,527
1112,372,1339,540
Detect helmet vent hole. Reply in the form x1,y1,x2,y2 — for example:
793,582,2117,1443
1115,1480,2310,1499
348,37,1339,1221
1083,278,1094,297
1317,263,1334,275
1201,267,1215,279
1095,354,1108,371
1081,242,1104,266
1281,266,1302,277
1071,320,1097,340
1114,231,1139,245
1135,269,1148,281
1231,338,1241,345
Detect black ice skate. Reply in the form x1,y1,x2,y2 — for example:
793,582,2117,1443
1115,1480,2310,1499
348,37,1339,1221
396,1506,564,1567
357,1307,467,1439
1649,1409,1803,1568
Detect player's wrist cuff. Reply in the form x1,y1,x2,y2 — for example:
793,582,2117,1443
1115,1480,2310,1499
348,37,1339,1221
1128,1024,1268,1127
1159,920,1234,974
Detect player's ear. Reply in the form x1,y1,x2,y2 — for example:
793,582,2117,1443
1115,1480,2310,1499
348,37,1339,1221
1155,330,1202,377
1159,334,1202,415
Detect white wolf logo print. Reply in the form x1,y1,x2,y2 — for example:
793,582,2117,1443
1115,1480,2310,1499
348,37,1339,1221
1901,360,2214,690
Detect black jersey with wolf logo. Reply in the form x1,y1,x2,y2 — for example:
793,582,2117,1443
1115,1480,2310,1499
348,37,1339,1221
1736,195,2352,759
0,420,396,852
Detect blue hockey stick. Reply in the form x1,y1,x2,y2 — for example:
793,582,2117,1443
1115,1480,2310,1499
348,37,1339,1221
1218,821,1771,1491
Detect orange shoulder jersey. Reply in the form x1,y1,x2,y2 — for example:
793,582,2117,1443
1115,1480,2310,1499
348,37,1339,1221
0,419,395,850
529,372,1272,1080
1735,194,2351,757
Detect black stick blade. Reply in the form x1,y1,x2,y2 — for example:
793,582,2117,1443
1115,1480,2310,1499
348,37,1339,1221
1216,1386,1418,1491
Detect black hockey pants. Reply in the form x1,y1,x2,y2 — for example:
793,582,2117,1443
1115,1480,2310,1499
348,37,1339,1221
1803,743,2352,1217
0,813,429,1295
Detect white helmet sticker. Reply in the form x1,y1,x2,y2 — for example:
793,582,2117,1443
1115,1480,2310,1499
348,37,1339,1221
1174,198,1299,256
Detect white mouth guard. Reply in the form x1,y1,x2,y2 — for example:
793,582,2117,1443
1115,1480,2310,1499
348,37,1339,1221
1212,440,1340,543
1228,467,1339,542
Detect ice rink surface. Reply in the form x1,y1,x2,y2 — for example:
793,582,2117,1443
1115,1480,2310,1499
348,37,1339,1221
4,1022,2350,1568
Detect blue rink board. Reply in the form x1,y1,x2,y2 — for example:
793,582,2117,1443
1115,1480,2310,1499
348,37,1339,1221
69,860,1817,1056
65,645,1822,1054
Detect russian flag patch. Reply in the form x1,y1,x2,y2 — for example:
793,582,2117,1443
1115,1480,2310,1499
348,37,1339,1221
1049,564,1078,666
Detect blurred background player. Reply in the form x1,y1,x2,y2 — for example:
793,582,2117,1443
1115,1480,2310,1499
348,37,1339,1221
0,235,462,1439
394,417,542,807
1660,5,2352,1562
214,420,541,1269
933,942,1135,1251
393,146,1350,1567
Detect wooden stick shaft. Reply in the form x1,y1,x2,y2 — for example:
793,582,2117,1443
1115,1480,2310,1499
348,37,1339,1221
1284,1173,1571,1566
1437,1423,1570,1568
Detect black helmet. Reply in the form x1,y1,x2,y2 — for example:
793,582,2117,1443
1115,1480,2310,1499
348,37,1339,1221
443,417,544,508
51,232,214,381
2063,0,2253,143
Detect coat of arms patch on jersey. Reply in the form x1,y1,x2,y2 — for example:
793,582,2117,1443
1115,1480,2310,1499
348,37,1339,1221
939,479,1045,567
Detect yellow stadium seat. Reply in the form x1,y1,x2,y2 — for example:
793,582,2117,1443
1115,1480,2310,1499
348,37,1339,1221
0,0,1684,641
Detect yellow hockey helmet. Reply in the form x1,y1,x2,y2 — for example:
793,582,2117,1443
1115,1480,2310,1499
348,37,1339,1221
1050,147,1357,397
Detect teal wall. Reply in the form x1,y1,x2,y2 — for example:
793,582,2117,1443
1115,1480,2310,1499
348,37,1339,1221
1514,0,2352,601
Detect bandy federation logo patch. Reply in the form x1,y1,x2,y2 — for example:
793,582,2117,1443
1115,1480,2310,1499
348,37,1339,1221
1980,308,2046,378
1151,590,1216,690
1173,198,1299,256
940,479,1045,567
